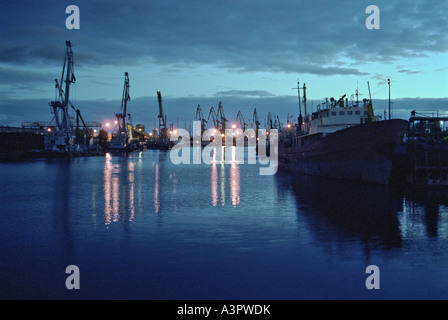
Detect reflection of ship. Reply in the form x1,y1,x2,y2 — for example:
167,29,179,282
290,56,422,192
279,172,403,249
278,82,408,185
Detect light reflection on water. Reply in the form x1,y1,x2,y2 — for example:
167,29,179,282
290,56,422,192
0,150,448,299
103,154,136,225
103,147,243,222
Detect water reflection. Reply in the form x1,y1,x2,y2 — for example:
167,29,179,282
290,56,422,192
103,153,136,225
209,147,240,207
282,173,448,250
399,188,448,240
52,159,74,265
211,163,218,206
154,163,160,214
230,162,240,206
283,174,403,249
103,148,243,220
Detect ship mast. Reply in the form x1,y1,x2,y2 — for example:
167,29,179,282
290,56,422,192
303,83,307,116
367,81,375,122
388,78,391,120
293,81,304,130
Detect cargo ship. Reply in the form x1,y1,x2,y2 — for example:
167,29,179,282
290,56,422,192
278,82,409,185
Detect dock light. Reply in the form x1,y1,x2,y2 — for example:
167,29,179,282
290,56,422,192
221,133,225,137
232,124,237,129
106,123,111,127
169,130,172,134
114,120,118,124
47,128,52,132
149,132,153,136
287,123,291,128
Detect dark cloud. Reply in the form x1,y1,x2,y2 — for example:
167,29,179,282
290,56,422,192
0,0,446,126
1,0,446,74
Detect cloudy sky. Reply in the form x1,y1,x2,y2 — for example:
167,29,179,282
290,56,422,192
0,0,447,129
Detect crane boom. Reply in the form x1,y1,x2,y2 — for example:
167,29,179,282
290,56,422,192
115,72,130,136
195,104,207,133
253,108,260,132
217,101,228,133
236,111,248,131
208,106,219,130
157,91,167,139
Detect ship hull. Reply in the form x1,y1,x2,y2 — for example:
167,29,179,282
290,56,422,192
278,119,409,184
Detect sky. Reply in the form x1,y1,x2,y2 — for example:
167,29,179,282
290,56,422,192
0,0,447,130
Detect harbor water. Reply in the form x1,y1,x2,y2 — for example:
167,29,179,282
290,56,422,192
1,149,448,300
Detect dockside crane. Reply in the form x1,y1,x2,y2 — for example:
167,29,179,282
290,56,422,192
71,105,92,146
115,72,131,142
253,108,260,138
157,91,168,140
48,40,76,148
236,111,248,132
217,101,228,134
208,106,220,131
195,104,207,134
267,112,273,129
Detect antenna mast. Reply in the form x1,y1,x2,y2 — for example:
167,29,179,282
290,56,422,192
388,79,391,120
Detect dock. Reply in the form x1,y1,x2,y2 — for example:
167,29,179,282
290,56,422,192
405,111,448,186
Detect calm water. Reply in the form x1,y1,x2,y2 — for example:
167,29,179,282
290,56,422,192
1,149,448,300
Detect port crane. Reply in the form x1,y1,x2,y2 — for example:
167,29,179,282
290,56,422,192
157,91,168,140
195,104,207,134
267,112,273,129
236,111,248,132
253,108,260,137
217,101,228,134
208,106,220,131
47,41,76,150
114,72,131,142
71,105,93,146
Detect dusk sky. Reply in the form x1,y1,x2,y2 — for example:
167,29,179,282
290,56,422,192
1,0,447,130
